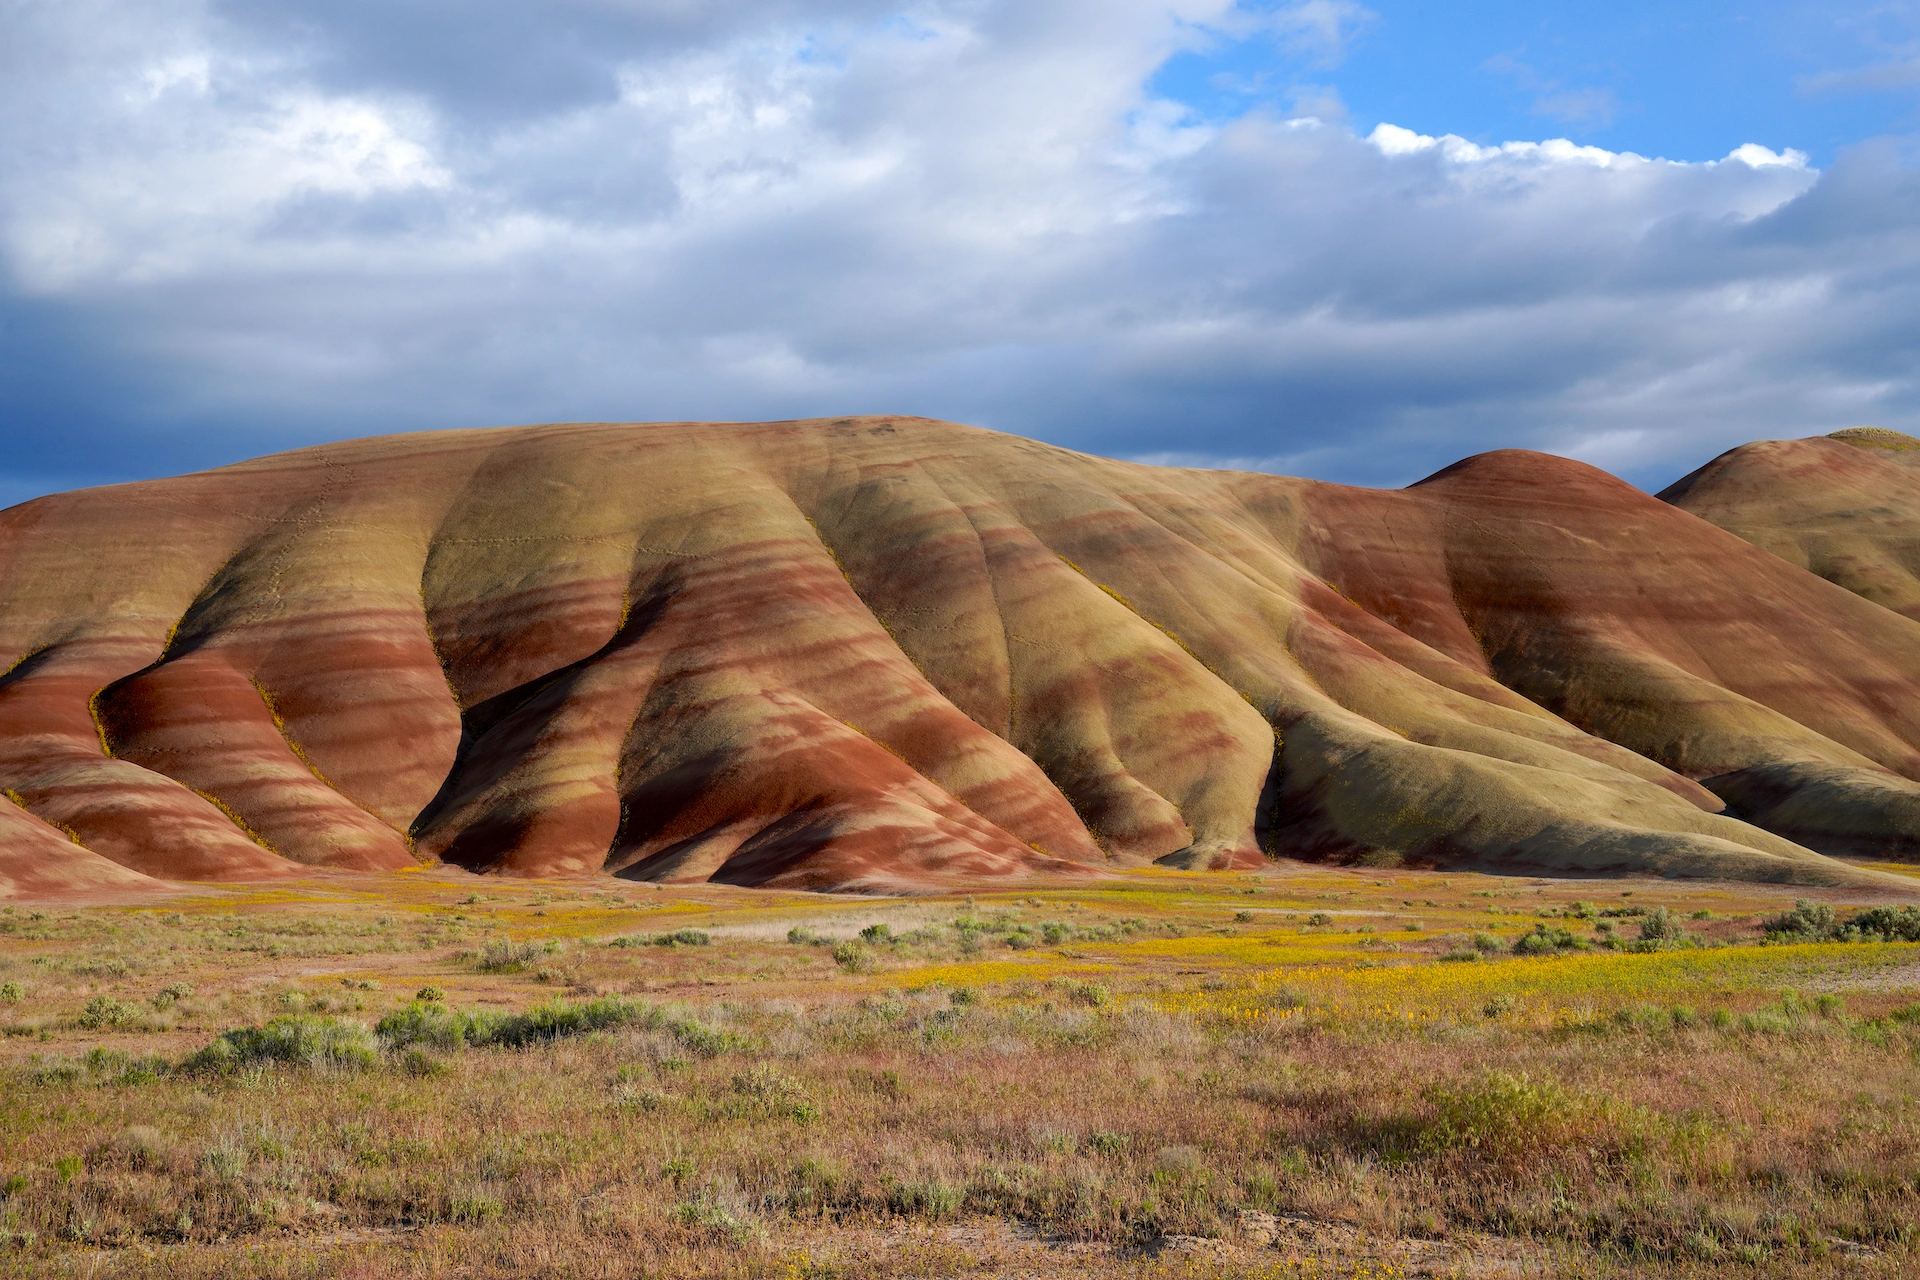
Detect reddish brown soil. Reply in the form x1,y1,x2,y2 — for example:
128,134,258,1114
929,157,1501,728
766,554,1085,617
3,417,1918,896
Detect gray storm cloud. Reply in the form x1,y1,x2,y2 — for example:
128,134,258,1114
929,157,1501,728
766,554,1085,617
0,0,1916,499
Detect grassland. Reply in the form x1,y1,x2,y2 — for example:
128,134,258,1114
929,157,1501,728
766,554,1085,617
5,862,1920,1278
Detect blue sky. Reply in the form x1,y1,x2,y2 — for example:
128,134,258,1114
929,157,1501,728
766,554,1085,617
1,0,1918,503
1158,2,1920,166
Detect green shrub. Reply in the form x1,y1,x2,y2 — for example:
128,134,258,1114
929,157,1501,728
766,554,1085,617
152,982,193,1008
831,942,874,973
374,995,740,1058
1422,1072,1587,1158
1510,924,1584,957
1843,905,1920,942
415,985,446,1002
1638,908,1686,943
374,1001,477,1052
0,981,21,1002
665,1015,749,1058
786,926,817,944
475,938,548,972
1763,900,1836,940
1471,933,1505,954
186,1015,378,1073
673,1191,754,1243
888,1179,963,1219
401,1047,446,1078
379,995,646,1051
84,1047,167,1084
1047,978,1110,1007
497,997,640,1046
656,929,710,947
76,996,138,1030
448,1194,502,1223
858,924,893,945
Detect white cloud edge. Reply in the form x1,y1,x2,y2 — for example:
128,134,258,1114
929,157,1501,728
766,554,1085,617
1366,122,1810,171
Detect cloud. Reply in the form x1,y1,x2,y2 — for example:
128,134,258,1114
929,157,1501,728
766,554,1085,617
0,0,1917,501
1479,49,1619,131
1267,0,1375,67
1801,57,1920,95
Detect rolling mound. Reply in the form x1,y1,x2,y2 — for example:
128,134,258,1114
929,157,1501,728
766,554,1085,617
1657,427,1920,857
3,417,1919,896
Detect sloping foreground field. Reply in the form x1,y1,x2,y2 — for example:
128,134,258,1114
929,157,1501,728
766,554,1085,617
6,864,1920,1277
8,418,1920,896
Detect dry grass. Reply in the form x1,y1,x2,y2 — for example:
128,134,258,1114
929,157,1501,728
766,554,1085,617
4,861,1920,1277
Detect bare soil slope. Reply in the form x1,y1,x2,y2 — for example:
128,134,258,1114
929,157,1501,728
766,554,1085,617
2,417,1916,893
1660,428,1920,856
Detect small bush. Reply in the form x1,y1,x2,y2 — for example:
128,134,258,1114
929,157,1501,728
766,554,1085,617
1471,933,1505,954
416,986,446,1003
85,1047,167,1085
1843,905,1920,942
656,929,710,947
1763,900,1836,940
888,1179,963,1219
152,982,193,1009
375,1002,475,1052
0,981,21,1002
858,924,893,945
476,938,547,972
831,942,874,973
673,1191,755,1243
449,1194,503,1223
401,1048,447,1078
375,995,734,1058
1510,925,1584,957
1422,1072,1588,1160
786,926,817,944
186,1015,379,1073
1049,978,1110,1007
76,996,138,1030
1638,908,1687,943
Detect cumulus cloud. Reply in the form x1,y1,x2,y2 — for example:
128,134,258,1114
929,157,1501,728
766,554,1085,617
0,0,1917,501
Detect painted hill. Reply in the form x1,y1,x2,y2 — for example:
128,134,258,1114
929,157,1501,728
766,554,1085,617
3,417,1918,897
1657,427,1920,859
